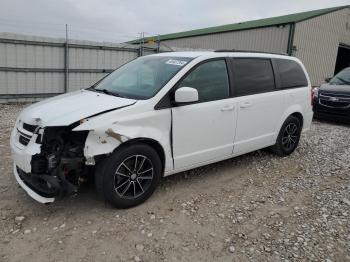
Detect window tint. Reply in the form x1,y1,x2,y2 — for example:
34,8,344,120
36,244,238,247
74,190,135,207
275,59,308,88
232,58,275,96
179,60,229,102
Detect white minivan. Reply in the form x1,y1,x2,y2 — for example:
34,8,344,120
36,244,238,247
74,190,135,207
10,51,313,208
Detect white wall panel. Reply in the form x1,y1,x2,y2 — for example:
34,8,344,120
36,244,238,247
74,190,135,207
68,48,137,69
0,43,64,68
0,33,143,101
0,71,64,94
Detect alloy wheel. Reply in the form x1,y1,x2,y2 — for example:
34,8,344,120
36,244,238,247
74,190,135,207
114,155,154,199
281,123,298,151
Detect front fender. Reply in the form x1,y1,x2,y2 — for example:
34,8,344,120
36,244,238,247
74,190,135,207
74,109,173,172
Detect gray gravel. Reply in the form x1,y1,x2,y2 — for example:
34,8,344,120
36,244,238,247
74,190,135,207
0,103,349,262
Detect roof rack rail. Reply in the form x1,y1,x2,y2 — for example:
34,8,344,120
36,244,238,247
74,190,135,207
214,49,290,56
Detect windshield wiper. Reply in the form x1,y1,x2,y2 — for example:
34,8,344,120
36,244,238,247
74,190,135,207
86,85,96,90
99,89,113,95
93,88,127,98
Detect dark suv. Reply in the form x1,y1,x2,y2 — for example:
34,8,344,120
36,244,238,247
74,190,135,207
313,67,350,123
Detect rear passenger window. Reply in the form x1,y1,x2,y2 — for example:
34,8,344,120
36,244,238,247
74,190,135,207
232,58,275,96
178,60,229,102
275,59,308,88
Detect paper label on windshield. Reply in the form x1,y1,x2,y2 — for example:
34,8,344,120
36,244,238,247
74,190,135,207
166,59,188,66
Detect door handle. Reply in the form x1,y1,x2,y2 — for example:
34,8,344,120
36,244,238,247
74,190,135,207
221,105,235,112
240,102,252,109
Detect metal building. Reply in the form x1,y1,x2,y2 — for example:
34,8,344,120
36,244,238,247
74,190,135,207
138,6,350,86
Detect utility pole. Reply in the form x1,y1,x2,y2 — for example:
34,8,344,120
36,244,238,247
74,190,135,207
139,32,144,57
142,32,145,56
157,34,160,53
64,24,69,93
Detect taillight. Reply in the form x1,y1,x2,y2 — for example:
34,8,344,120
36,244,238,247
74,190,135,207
311,87,319,105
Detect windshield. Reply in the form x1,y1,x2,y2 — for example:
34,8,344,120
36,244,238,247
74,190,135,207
92,56,193,99
329,67,350,85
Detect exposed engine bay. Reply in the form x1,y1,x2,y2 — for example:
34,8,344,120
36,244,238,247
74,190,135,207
19,126,89,199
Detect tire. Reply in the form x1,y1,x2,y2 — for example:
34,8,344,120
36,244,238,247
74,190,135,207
95,143,162,208
271,115,302,157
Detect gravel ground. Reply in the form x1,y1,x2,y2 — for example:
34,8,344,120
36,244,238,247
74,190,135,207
0,103,349,262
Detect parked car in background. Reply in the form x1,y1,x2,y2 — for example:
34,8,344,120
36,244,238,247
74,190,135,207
10,51,313,208
313,67,350,123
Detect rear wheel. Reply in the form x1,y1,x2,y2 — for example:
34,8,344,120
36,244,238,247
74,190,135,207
95,143,162,208
271,115,302,156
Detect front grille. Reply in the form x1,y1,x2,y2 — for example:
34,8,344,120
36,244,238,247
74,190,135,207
321,92,350,99
319,99,349,108
19,135,30,146
16,121,38,147
319,93,350,108
17,128,33,146
23,123,38,133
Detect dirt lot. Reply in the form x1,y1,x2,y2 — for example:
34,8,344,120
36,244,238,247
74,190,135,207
0,103,349,262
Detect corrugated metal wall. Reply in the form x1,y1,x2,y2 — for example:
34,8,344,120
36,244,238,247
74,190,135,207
68,47,137,91
161,25,291,53
0,33,148,103
294,8,350,86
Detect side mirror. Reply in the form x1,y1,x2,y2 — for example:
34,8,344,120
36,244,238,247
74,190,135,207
174,87,199,104
325,77,332,83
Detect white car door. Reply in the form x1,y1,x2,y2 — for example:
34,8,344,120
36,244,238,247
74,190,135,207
172,59,237,170
231,58,285,155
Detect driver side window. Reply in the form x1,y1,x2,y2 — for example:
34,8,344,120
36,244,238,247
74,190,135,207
178,60,230,102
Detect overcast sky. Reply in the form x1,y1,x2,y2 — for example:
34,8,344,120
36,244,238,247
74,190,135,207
0,0,349,43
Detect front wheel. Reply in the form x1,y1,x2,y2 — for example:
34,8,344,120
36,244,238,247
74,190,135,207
95,143,162,208
271,115,302,156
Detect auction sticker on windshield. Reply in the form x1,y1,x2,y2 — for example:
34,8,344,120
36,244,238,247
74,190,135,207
166,59,188,66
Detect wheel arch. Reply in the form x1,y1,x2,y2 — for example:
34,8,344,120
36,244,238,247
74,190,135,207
114,137,166,174
273,105,304,143
290,112,304,129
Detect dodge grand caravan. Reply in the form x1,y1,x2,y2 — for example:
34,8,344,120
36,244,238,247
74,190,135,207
10,51,313,208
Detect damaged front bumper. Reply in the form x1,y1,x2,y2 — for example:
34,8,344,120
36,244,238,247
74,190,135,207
13,164,55,203
10,121,82,204
10,132,58,203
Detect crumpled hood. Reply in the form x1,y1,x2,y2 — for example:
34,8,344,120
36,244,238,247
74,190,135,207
19,90,136,126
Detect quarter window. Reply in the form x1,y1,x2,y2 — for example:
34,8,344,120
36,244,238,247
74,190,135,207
178,60,230,102
232,58,275,96
275,59,308,88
